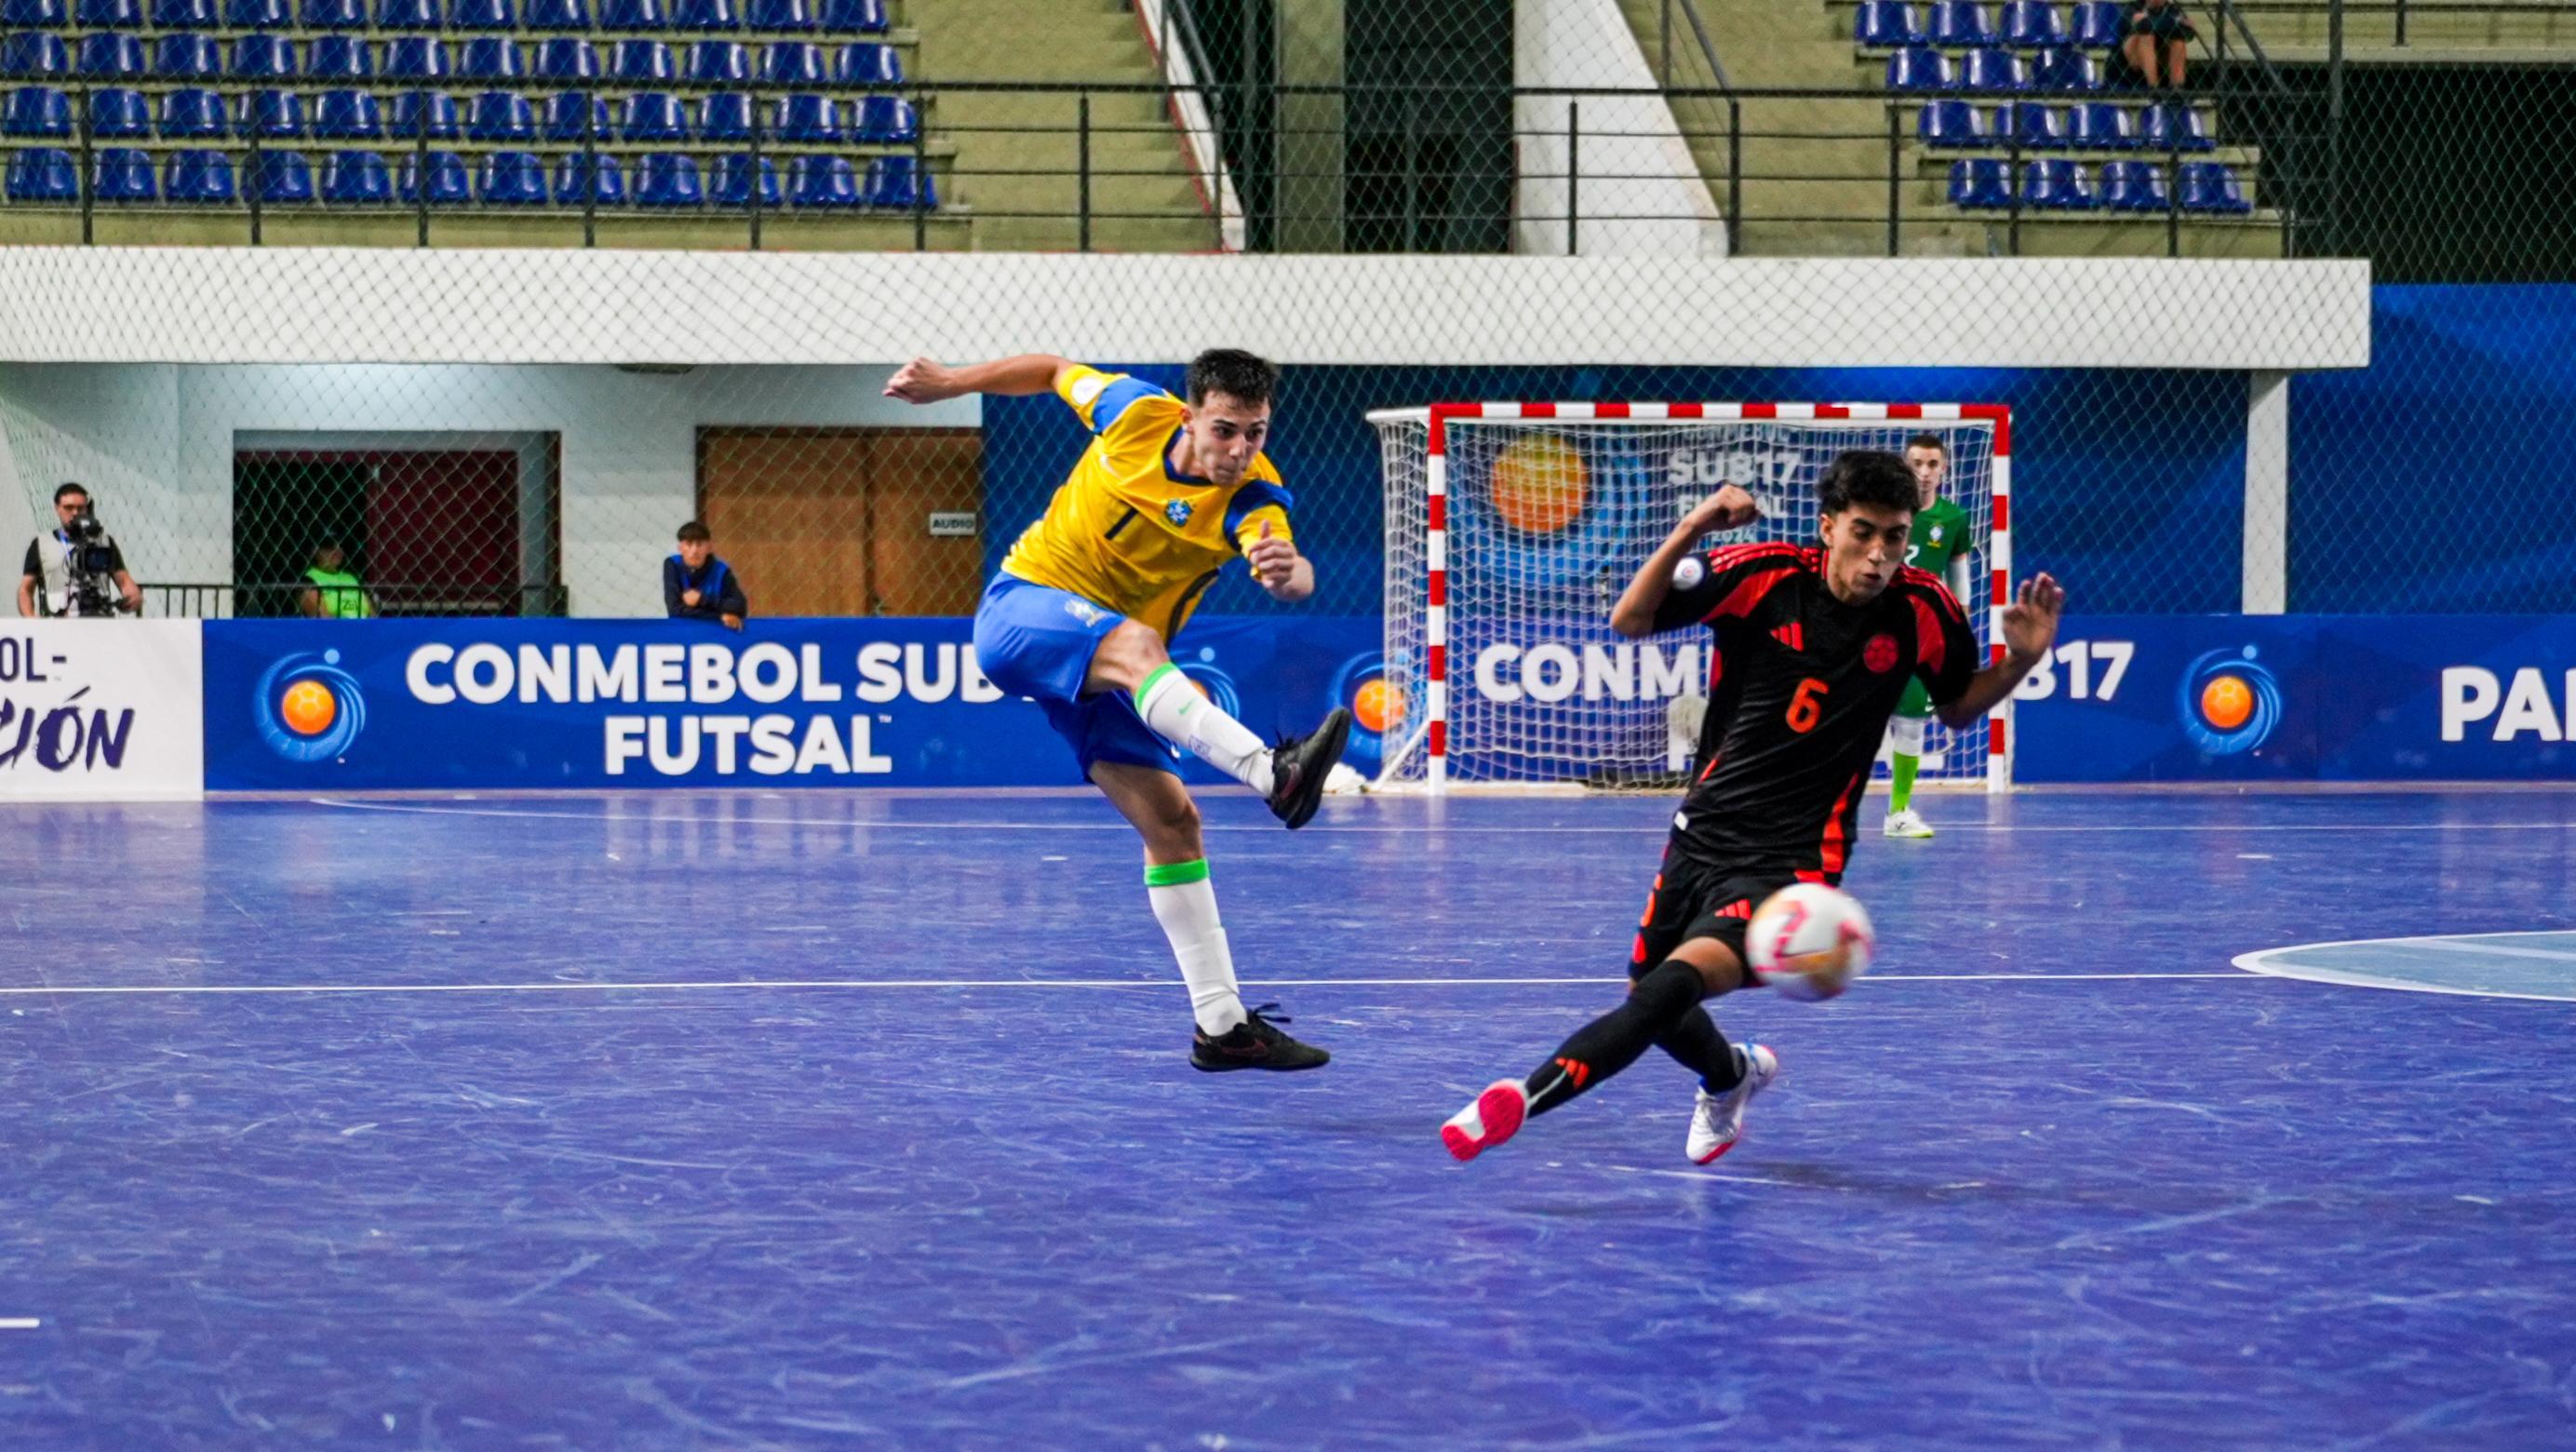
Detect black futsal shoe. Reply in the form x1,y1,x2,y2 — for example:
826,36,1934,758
1191,1003,1333,1072
1265,706,1352,830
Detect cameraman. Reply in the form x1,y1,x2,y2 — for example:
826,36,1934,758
18,482,141,618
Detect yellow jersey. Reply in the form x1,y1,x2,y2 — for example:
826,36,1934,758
1000,364,1294,640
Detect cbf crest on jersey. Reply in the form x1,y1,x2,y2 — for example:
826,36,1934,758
1164,499,1195,527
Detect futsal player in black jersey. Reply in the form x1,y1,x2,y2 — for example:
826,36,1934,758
1442,450,2064,1163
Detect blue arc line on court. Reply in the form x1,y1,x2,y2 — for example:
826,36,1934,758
0,973,2253,998
2234,930,2576,1002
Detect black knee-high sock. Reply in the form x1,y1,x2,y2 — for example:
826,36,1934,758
1658,1006,1744,1092
1523,960,1705,1117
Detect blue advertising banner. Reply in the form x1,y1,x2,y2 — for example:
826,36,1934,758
2016,614,2576,783
204,617,1387,793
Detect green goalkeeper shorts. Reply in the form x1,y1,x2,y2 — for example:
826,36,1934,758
1896,676,1933,719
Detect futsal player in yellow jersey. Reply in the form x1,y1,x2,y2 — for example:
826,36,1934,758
885,348,1348,1072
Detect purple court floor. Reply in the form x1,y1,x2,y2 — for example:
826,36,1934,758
4,786,2572,1446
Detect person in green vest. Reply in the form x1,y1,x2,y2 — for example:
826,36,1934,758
300,539,376,620
1884,433,1977,840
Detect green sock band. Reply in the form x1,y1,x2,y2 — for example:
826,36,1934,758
1144,858,1211,888
1134,664,1181,712
1890,753,1919,812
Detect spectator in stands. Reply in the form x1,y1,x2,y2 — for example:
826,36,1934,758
300,539,377,619
2121,0,2195,91
666,519,746,631
18,481,141,617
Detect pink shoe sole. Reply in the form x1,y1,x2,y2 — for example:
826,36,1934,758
1442,1081,1528,1163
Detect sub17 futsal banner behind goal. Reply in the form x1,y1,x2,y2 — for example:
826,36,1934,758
1369,402,2013,793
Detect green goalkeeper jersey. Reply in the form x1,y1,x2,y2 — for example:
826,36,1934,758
1906,496,1973,582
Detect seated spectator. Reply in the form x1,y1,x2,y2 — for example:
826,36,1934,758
301,539,376,619
665,519,746,630
2119,0,2194,91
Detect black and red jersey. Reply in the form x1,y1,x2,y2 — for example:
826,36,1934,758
1652,542,1981,880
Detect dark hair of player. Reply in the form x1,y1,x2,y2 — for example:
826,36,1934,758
53,481,87,504
1818,450,1919,517
1186,349,1281,410
1903,432,1946,457
676,519,711,543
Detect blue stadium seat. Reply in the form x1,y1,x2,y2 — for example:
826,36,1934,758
818,0,880,32
2023,46,2096,90
608,37,671,81
75,33,145,78
853,92,911,141
762,38,822,83
524,0,585,29
2070,0,2122,46
2067,101,2132,148
0,34,67,78
165,147,235,202
321,148,391,203
685,38,745,81
1925,0,1993,46
1995,100,2063,148
460,36,521,78
864,151,929,208
448,0,509,28
87,86,149,137
152,33,220,78
398,147,468,203
705,151,774,206
832,39,894,86
1884,46,1945,92
1854,0,1917,47
618,88,684,140
307,34,371,78
152,0,215,25
2139,101,2214,151
1,85,68,136
552,150,621,203
1945,157,2009,208
697,87,748,139
229,34,295,80
223,0,286,25
477,147,545,203
1957,47,2019,92
673,0,733,28
301,0,364,26
93,144,154,200
375,0,438,24
4,143,74,199
746,0,809,31
384,35,446,79
391,88,458,137
2000,0,2065,47
2019,155,2093,208
773,90,835,141
2180,160,2249,213
250,149,314,203
237,87,302,136
1915,99,1980,149
76,0,142,27
634,150,699,206
0,0,64,26
157,87,226,137
314,87,382,138
534,37,597,79
787,152,856,207
2098,158,2168,211
465,88,531,139
599,0,664,27
540,89,605,140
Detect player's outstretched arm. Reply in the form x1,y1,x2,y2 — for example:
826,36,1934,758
1937,572,2065,728
882,354,1077,404
1609,486,1759,638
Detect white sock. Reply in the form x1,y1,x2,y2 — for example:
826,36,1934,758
1134,665,1275,796
1147,859,1245,1035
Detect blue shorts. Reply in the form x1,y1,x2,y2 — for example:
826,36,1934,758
973,573,1179,781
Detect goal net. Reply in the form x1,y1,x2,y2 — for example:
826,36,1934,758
1369,403,2011,793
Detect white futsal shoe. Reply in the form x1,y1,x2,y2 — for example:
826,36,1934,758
1685,1044,1778,1164
1441,1080,1530,1163
1883,808,1935,840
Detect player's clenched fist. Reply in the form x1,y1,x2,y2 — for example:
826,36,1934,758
883,357,959,403
1247,518,1299,595
1685,485,1761,534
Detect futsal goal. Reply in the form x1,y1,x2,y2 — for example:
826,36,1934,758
1368,402,2013,794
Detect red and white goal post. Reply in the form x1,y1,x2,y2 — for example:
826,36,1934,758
1366,401,2014,794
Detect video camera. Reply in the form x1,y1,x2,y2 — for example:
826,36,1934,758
60,509,124,617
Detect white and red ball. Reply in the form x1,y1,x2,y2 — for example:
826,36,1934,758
1746,883,1874,1002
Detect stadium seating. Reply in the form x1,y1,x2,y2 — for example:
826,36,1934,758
1996,100,2064,148
154,34,221,79
308,34,372,80
1925,0,1994,46
321,147,393,203
250,148,315,203
0,34,68,79
94,144,154,200
78,0,142,26
76,33,146,79
2139,101,2215,151
618,89,684,141
0,0,63,26
2066,101,2132,149
376,0,440,26
634,150,700,205
775,90,838,141
789,151,859,207
525,0,586,29
384,36,446,80
2099,159,2170,211
477,147,545,203
465,88,531,140
687,38,748,83
89,87,150,138
2001,0,2067,47
1,85,69,137
747,0,810,30
673,0,735,29
398,147,469,203
2023,47,2098,90
158,87,227,138
609,37,672,81
2180,161,2250,213
302,0,364,27
2019,155,2094,208
1958,47,2019,91
697,87,748,139
152,0,216,26
854,93,912,142
229,34,295,81
314,87,383,138
224,0,286,24
833,40,896,86
2070,0,2123,47
1916,99,1980,148
541,89,605,140
1855,0,1918,47
4,144,74,199
238,87,303,136
165,147,235,201
818,0,881,32
449,0,511,28
461,36,522,79
391,89,459,138
553,149,621,203
1885,46,1947,91
705,150,775,206
534,37,598,80
599,0,664,28
865,151,928,208
763,39,825,84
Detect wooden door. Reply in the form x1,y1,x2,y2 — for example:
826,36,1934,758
696,427,984,617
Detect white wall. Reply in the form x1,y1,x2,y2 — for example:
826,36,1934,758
1515,0,1730,257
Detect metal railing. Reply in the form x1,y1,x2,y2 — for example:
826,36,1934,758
145,582,570,619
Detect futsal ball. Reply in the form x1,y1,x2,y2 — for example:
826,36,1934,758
1746,883,1874,1002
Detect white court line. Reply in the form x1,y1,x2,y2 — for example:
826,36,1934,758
0,1319,40,1330
0,973,2248,998
2395,938,2576,963
2233,930,2576,1002
303,799,2569,836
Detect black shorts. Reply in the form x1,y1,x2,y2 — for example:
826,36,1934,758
2125,9,2193,43
1626,849,1804,981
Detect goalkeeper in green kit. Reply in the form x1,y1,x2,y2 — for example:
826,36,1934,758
1884,432,1979,840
